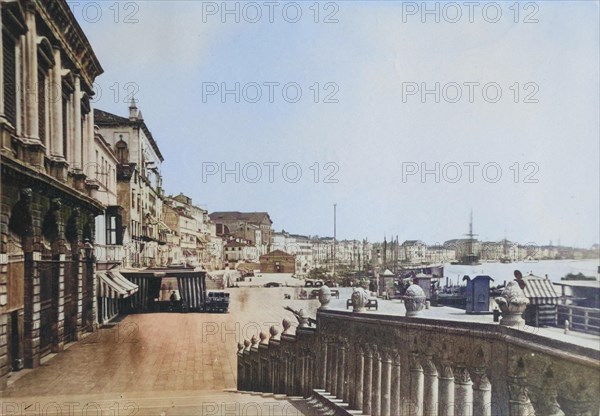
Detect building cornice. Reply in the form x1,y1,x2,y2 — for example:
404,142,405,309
34,0,104,91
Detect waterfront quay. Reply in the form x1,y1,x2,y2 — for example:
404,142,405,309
1,287,599,415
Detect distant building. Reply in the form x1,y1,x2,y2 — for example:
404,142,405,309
271,230,313,275
94,101,167,268
164,194,222,269
260,250,296,274
224,238,259,264
401,240,427,263
210,211,272,255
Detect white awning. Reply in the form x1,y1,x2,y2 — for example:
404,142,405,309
97,271,138,299
107,271,139,295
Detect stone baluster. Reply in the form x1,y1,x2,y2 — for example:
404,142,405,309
258,331,269,392
326,337,334,394
409,352,424,416
297,349,306,397
535,366,564,416
305,351,314,398
371,347,382,416
439,363,455,416
269,326,280,393
237,342,245,391
343,341,352,404
337,339,347,401
508,358,535,416
423,355,439,416
331,339,339,397
250,335,259,391
320,336,328,389
353,344,365,410
472,368,492,416
454,365,473,416
380,349,393,416
391,351,402,416
243,339,252,391
363,345,373,415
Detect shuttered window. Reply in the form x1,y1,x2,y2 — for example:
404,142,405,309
3,32,17,126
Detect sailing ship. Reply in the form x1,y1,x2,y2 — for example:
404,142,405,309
451,210,481,266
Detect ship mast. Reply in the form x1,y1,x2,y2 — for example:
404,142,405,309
465,209,478,258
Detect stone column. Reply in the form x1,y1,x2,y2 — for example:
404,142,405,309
454,366,473,416
0,5,3,117
87,109,95,174
353,345,365,410
391,352,402,416
409,353,424,416
536,367,564,416
439,363,455,416
472,369,492,416
50,47,64,159
363,345,373,415
337,340,346,400
423,355,439,416
381,350,393,416
371,347,382,416
24,6,39,142
72,75,82,170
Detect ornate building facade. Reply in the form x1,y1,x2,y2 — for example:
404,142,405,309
0,0,103,387
94,101,167,268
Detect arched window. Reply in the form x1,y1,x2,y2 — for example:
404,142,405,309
115,138,128,163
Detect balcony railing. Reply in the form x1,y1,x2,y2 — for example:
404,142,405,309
237,309,600,416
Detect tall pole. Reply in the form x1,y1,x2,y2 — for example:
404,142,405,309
333,203,337,276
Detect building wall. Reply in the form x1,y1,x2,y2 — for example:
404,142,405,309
259,252,296,274
0,0,104,388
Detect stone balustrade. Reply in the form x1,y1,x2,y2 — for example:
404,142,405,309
237,309,600,416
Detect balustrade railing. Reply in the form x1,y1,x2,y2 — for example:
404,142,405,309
237,309,600,416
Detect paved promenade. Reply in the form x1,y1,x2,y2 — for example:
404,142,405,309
0,288,320,415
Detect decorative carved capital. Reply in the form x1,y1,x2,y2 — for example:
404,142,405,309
453,366,472,385
422,355,438,376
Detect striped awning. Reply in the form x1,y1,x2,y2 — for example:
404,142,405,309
522,278,559,305
107,271,139,296
97,271,139,299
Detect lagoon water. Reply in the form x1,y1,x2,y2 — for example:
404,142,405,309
442,259,599,284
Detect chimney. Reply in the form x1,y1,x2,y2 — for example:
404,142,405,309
129,98,138,121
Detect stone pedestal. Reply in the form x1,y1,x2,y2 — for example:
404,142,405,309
405,284,426,317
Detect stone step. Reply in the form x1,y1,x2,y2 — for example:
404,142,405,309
0,390,315,416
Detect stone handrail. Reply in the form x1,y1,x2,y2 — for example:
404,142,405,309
237,310,600,416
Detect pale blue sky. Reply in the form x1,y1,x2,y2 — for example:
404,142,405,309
74,1,599,247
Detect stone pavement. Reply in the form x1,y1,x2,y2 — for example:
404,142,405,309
0,288,322,415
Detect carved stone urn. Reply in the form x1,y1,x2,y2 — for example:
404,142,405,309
297,309,310,328
351,287,369,313
404,284,426,317
495,281,529,327
318,285,331,310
